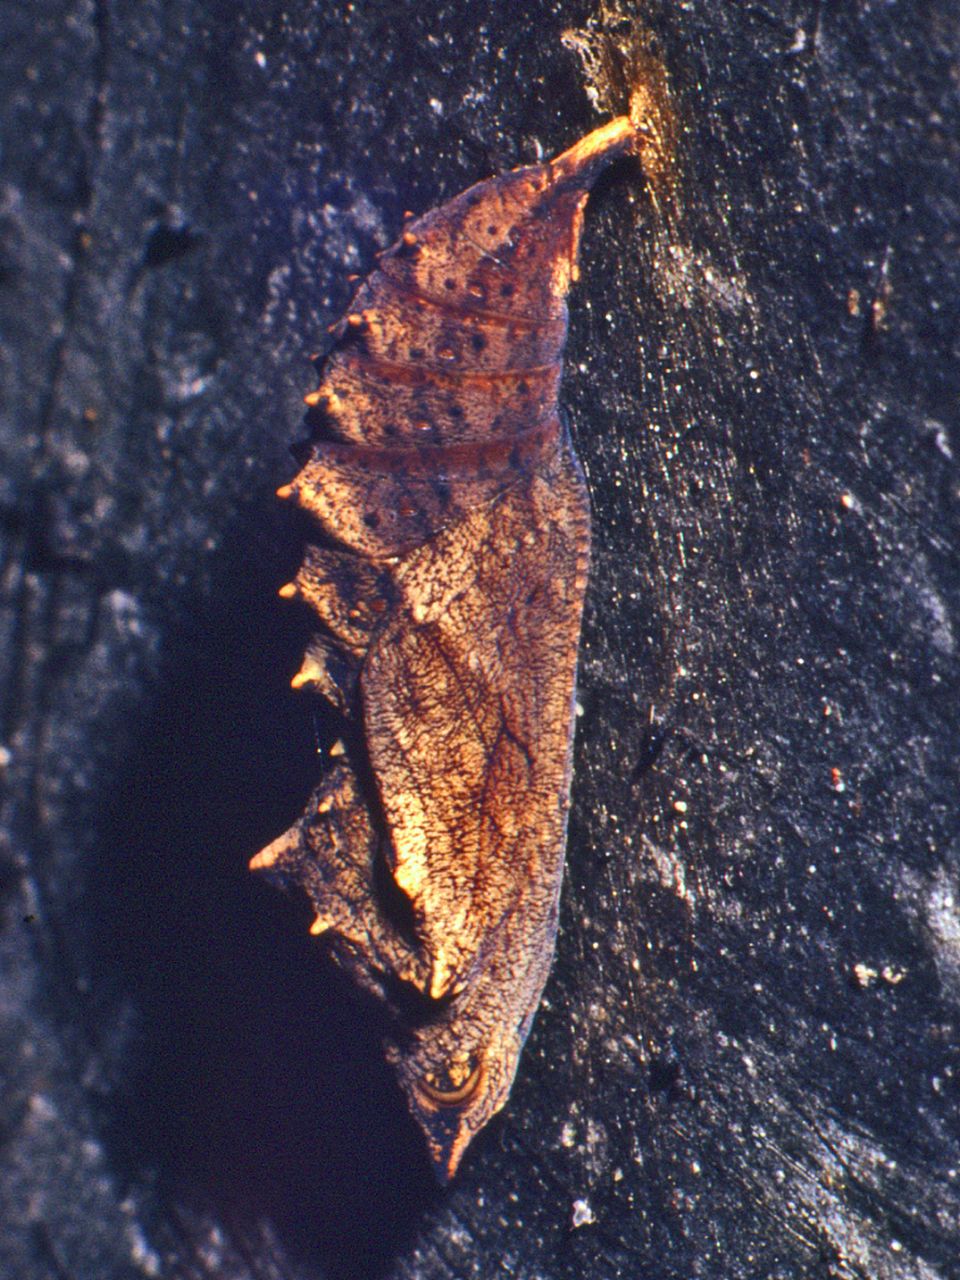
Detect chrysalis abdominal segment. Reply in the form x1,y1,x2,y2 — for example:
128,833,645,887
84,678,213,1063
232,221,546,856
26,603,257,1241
252,113,646,1180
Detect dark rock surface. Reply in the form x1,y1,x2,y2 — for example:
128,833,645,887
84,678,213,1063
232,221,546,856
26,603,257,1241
2,2,958,1277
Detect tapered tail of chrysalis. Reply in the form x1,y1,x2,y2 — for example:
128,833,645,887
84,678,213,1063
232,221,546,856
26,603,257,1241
291,114,640,453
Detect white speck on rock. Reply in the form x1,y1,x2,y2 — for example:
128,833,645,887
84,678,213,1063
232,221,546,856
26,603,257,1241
571,1198,595,1229
126,1222,162,1277
924,868,960,998
106,590,143,638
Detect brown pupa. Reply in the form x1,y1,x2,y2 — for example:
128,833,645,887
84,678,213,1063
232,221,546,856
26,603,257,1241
252,113,645,1180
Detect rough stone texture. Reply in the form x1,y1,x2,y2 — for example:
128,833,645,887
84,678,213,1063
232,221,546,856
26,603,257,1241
1,2,958,1278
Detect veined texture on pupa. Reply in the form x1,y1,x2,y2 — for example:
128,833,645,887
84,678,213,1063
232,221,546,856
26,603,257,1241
253,110,647,1180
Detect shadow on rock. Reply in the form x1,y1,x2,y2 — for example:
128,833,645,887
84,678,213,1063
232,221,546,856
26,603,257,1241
86,523,440,1280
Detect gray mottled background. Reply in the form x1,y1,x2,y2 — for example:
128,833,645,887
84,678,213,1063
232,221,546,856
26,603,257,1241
2,1,959,1277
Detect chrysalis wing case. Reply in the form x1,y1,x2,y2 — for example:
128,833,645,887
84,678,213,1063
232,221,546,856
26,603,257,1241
252,116,643,1180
